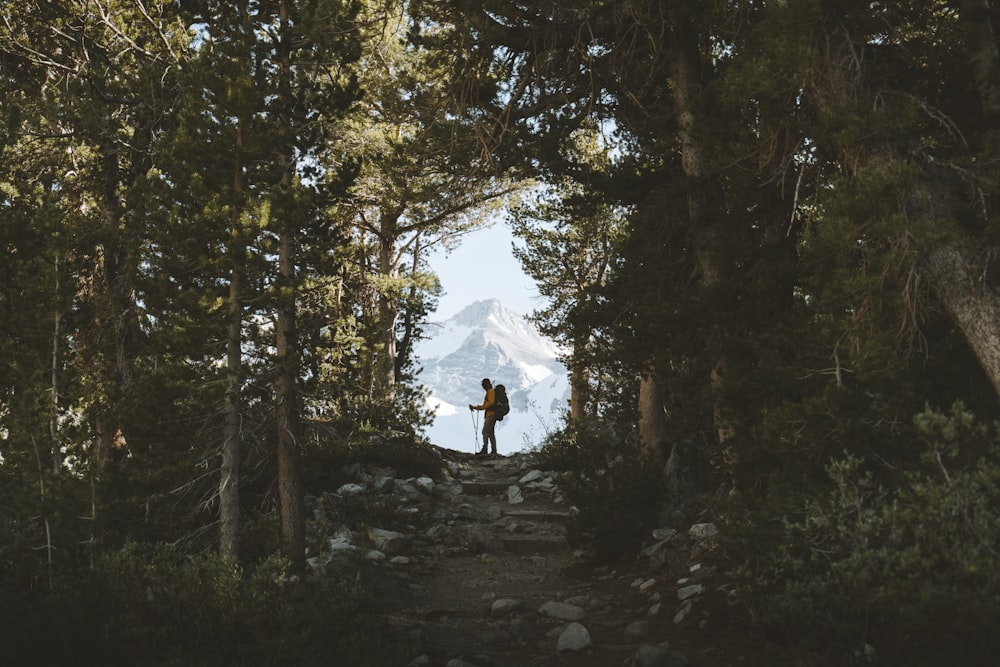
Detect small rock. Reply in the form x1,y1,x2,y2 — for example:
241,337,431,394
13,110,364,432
539,600,586,621
490,598,524,617
413,476,435,494
640,539,670,558
425,524,449,540
674,601,694,625
506,485,524,504
365,549,386,561
518,469,545,484
394,479,420,497
556,622,592,653
328,536,356,552
369,527,409,553
677,584,703,601
652,527,678,541
688,522,717,539
639,577,657,592
336,482,367,496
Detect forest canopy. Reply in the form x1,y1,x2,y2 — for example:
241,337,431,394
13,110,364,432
3,1,1000,664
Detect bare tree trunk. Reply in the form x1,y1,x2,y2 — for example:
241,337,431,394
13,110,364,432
220,119,246,561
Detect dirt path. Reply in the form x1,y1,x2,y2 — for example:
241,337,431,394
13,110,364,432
383,450,726,667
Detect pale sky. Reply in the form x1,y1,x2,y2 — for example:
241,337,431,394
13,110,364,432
428,220,542,320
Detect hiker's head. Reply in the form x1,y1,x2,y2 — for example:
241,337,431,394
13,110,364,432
481,378,492,389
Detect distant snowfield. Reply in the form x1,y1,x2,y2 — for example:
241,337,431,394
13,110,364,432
415,299,569,455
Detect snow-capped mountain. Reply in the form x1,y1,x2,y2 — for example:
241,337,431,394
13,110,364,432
416,299,569,455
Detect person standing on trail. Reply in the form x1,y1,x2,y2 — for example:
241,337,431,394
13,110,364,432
469,378,498,457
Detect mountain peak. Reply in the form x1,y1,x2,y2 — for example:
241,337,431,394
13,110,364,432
451,298,518,326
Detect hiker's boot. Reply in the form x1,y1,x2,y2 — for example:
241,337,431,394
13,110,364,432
477,447,488,457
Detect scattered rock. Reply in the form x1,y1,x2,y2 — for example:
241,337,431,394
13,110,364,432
490,598,524,617
538,600,586,621
336,482,367,496
677,583,703,601
518,469,545,484
368,527,409,553
688,522,717,539
413,476,436,494
556,622,592,653
506,485,524,504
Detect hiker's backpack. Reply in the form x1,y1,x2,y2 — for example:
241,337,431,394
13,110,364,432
493,384,511,420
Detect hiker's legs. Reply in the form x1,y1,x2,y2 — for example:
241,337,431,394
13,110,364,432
483,414,498,454
478,418,489,454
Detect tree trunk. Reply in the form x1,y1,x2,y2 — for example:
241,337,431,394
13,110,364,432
395,233,423,382
922,244,1000,389
954,0,1000,118
638,362,669,468
92,105,145,470
377,210,401,399
275,0,305,572
568,334,590,421
665,7,736,456
927,0,1000,390
220,118,246,561
276,226,304,571
50,252,62,476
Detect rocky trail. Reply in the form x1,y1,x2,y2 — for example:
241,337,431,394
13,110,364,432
317,448,747,666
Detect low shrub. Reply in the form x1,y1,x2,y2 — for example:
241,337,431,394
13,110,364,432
536,419,659,560
15,542,403,667
754,404,1000,665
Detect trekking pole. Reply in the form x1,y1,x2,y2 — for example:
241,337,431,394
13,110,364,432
470,408,479,453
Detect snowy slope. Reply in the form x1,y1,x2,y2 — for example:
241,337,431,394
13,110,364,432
416,299,569,454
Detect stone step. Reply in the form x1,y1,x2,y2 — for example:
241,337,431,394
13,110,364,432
501,508,573,524
501,535,571,555
460,480,512,495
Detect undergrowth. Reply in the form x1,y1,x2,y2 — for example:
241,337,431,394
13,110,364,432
743,404,1000,666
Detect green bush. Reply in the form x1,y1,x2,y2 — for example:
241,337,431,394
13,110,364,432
755,404,1000,665
13,542,402,667
536,419,659,560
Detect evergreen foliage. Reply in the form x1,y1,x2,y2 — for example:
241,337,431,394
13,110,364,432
4,0,1000,662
